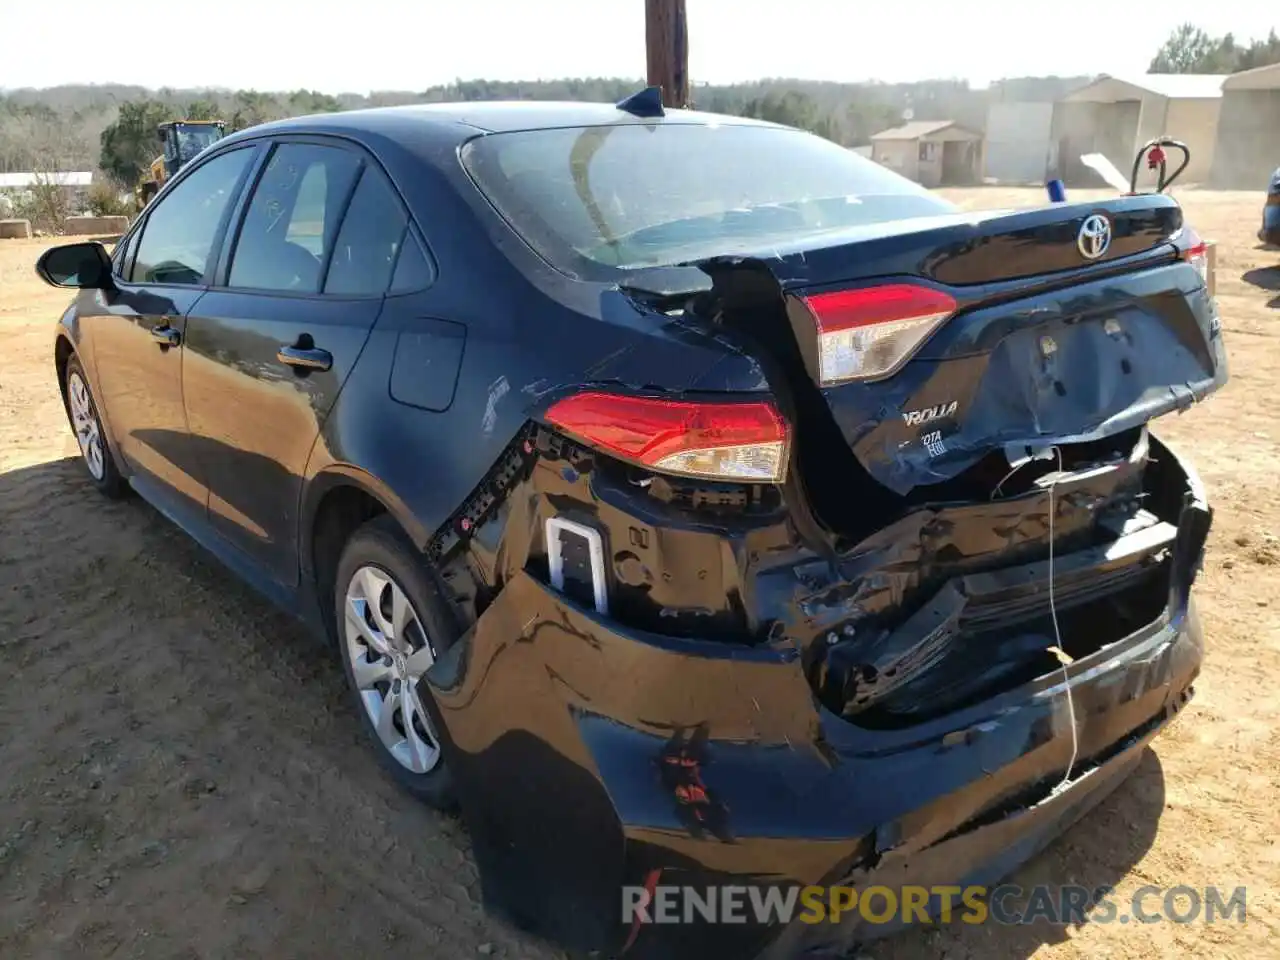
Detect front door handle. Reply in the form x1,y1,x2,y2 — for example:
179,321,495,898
277,343,333,372
150,325,181,347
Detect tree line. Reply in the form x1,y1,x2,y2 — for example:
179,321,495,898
1,22,1276,190
2,77,1004,185
1149,24,1280,74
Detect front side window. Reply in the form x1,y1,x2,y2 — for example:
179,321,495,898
228,142,362,293
112,227,138,277
460,123,953,280
130,147,254,285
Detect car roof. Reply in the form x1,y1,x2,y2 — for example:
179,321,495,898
223,100,783,144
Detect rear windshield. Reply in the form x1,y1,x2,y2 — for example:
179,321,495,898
460,122,954,279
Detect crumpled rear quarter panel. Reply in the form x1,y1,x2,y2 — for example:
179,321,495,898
423,561,1203,958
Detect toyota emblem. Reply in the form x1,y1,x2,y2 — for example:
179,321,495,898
1077,214,1112,260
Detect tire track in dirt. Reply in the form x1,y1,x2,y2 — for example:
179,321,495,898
0,443,564,958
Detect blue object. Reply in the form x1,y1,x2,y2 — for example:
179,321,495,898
1046,178,1067,203
616,86,665,119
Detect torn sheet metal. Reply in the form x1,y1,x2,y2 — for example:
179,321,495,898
421,567,1203,960
802,264,1226,494
419,413,1210,958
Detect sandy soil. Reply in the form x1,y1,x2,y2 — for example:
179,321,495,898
1,188,1278,959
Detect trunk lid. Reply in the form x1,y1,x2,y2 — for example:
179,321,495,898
738,194,1184,288
702,194,1226,495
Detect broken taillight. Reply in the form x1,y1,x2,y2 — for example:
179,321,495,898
799,283,957,385
544,391,789,482
1181,225,1210,289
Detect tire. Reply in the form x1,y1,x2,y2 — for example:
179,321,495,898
334,515,460,808
62,354,127,498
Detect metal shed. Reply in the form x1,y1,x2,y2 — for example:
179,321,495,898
1210,63,1280,187
1050,74,1227,186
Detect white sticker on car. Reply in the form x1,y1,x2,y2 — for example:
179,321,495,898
922,430,947,458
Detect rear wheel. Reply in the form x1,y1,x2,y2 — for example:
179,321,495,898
334,516,459,808
62,355,126,498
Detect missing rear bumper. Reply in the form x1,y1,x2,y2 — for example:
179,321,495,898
421,560,1203,958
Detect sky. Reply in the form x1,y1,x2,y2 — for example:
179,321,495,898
5,1,1277,92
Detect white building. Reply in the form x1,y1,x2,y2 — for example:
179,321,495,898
0,171,94,209
982,77,1092,184
1211,63,1280,187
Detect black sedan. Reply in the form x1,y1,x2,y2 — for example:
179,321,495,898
38,93,1225,959
1262,166,1280,247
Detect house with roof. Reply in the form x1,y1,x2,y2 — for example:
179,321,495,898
1210,62,1280,187
1048,74,1228,186
869,121,983,187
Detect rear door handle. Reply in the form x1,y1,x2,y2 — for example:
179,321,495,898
277,343,333,372
150,325,181,347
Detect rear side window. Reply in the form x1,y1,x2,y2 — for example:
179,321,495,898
228,142,361,293
390,234,433,293
130,147,254,285
461,124,953,280
324,168,409,296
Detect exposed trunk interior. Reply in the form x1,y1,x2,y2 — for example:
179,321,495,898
800,423,1186,728
690,260,903,541
669,261,1201,729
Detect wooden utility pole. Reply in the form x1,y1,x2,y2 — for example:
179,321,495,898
645,0,689,108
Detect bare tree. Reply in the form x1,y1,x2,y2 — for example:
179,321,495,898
21,168,71,234
13,115,80,233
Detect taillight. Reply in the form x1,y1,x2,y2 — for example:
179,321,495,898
799,283,957,385
1181,226,1210,288
544,391,789,482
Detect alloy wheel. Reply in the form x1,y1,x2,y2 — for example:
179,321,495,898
67,370,105,481
342,565,442,774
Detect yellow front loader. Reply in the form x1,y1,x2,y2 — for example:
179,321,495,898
136,120,226,208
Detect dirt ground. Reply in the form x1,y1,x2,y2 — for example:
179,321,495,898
1,189,1278,960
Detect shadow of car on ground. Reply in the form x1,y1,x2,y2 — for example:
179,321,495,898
1242,266,1280,309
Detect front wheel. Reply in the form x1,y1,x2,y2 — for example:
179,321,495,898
334,515,459,808
62,355,127,498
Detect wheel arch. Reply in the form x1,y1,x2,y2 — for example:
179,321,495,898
302,466,433,634
54,333,75,398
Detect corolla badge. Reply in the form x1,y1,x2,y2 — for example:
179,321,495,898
1077,214,1112,260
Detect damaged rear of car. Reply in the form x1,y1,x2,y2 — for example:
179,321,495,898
419,116,1225,958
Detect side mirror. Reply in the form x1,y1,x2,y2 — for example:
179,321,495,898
157,127,168,142
35,241,115,290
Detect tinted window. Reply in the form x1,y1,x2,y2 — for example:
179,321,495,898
391,233,433,293
287,163,330,254
228,143,361,293
324,168,408,296
112,227,138,277
461,124,953,279
130,148,253,285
